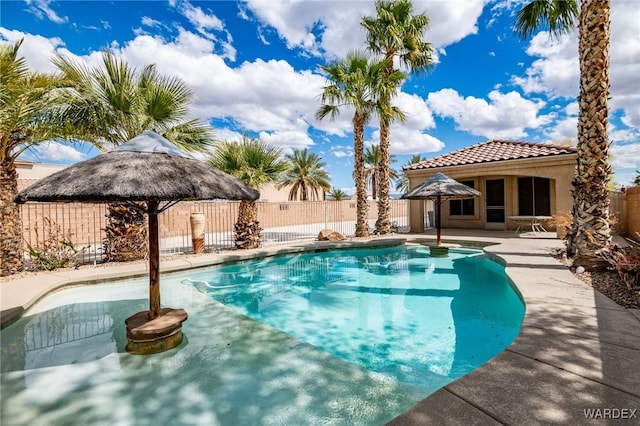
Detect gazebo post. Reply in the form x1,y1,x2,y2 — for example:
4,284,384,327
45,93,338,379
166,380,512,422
125,199,187,354
436,194,442,246
148,200,160,320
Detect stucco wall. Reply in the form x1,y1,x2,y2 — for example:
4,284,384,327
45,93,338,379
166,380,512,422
625,186,640,240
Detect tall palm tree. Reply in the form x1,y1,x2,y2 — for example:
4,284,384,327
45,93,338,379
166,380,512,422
362,0,434,235
316,51,402,237
54,51,213,262
364,144,399,199
0,39,65,276
278,148,331,201
515,0,612,266
209,136,287,249
395,154,427,193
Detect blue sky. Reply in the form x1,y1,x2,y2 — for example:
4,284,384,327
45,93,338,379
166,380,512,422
1,0,639,191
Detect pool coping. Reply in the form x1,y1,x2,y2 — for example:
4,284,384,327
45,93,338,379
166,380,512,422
2,233,640,425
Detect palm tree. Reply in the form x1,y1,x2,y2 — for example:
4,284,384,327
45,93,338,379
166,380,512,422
364,144,399,199
395,154,427,193
316,51,402,237
362,0,434,235
54,51,213,262
633,170,640,186
515,0,612,266
278,148,331,201
328,188,348,201
0,39,66,276
209,136,287,249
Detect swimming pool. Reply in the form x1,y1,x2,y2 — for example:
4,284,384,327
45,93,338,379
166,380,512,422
0,243,524,425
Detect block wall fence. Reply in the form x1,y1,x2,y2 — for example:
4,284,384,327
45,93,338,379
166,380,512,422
19,200,410,264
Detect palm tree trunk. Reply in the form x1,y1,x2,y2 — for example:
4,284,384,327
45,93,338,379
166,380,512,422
103,202,148,262
566,0,612,266
235,199,261,249
354,112,370,237
375,115,391,235
0,160,24,276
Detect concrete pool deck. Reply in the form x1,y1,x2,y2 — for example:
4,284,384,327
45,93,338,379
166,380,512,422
1,230,639,425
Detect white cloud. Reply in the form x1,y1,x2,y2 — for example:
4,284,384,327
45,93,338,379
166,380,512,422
25,0,68,24
259,129,315,152
175,1,236,61
510,31,578,98
546,116,577,143
546,102,578,142
611,142,640,170
417,0,488,47
388,127,445,155
368,92,444,155
610,142,640,186
609,1,640,128
141,16,162,28
243,0,488,60
428,88,551,139
77,33,323,152
212,128,245,144
394,92,436,130
180,1,224,32
242,0,329,56
330,145,354,159
0,29,67,73
27,142,87,162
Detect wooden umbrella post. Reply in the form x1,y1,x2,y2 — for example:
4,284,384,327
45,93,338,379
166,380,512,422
148,200,160,319
124,200,187,355
436,194,442,246
428,194,449,257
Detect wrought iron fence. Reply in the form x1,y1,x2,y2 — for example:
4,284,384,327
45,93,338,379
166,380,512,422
19,199,410,266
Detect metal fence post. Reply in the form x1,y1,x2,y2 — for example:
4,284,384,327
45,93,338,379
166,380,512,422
324,200,328,230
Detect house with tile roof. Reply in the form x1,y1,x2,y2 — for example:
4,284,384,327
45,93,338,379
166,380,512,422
403,140,578,233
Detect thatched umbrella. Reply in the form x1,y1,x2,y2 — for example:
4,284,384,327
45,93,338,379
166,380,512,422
15,131,259,353
402,172,481,246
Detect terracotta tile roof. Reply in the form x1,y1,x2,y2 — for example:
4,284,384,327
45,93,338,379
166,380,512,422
404,139,577,171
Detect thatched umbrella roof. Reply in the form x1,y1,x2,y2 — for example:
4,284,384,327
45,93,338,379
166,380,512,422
15,131,259,326
402,172,481,201
15,131,259,206
402,172,481,245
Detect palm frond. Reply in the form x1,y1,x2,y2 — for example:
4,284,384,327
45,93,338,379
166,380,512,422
514,0,578,40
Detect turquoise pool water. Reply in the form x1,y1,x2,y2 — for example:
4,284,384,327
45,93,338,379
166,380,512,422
0,244,524,425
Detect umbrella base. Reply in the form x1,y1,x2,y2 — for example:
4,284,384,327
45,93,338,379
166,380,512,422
420,242,461,257
125,308,188,355
429,246,450,257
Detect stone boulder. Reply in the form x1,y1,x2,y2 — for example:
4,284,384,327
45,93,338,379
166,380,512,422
318,229,346,241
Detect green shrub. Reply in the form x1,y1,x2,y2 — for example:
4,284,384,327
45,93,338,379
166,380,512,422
26,217,84,270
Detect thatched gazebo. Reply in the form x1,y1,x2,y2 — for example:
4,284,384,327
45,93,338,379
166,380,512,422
15,131,259,354
402,172,481,256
